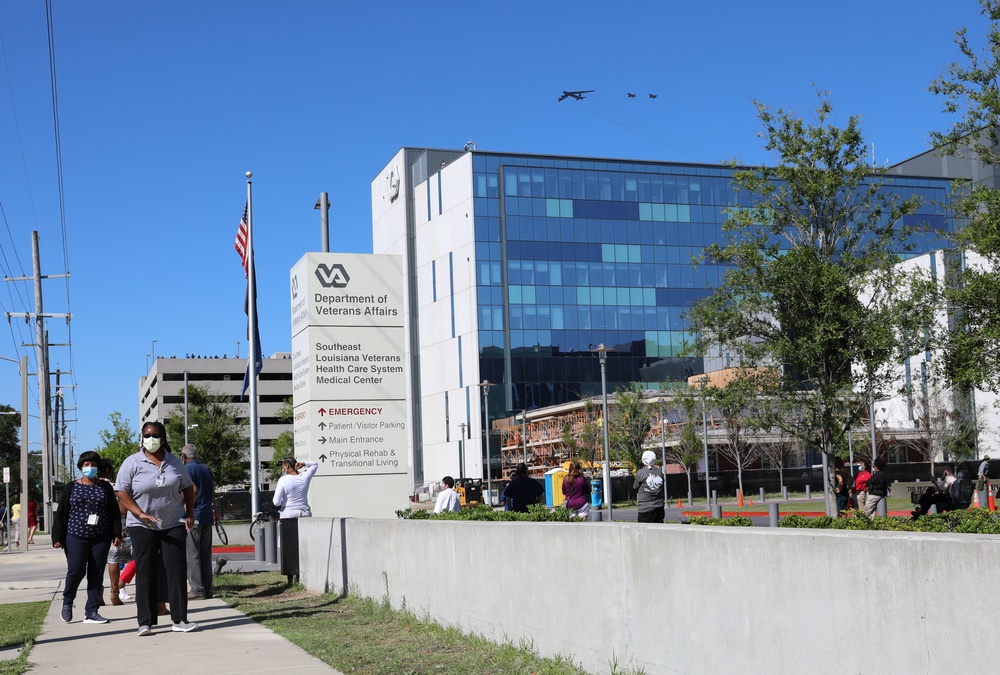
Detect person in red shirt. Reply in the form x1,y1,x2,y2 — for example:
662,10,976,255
852,460,871,511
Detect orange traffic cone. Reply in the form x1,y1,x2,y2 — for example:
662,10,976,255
974,490,981,508
737,490,744,507
749,498,754,507
677,498,683,508
990,489,997,512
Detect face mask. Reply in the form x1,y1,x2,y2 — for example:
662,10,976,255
142,436,162,453
81,467,98,479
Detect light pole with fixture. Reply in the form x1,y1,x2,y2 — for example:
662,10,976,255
700,376,711,504
184,371,190,445
658,398,668,503
476,380,496,505
592,344,613,521
458,422,467,478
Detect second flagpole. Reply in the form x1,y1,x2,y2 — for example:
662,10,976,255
246,171,261,518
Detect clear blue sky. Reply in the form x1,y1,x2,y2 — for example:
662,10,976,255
0,0,986,455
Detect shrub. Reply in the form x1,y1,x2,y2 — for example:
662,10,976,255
396,504,579,522
685,516,755,527
778,509,1000,534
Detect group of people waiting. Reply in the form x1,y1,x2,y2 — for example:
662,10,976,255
0,494,38,547
834,457,890,517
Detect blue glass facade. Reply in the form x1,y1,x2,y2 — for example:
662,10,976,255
470,152,954,418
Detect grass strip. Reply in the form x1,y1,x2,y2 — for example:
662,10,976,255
215,571,591,675
0,601,49,675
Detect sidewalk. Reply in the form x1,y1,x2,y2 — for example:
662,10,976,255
0,534,341,674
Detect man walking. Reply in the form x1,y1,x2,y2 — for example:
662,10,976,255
181,444,215,600
977,455,991,493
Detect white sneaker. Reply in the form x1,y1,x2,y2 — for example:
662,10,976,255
119,588,131,602
137,625,152,637
171,621,199,633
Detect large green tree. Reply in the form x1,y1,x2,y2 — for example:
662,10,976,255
929,0,1000,395
687,93,929,515
705,370,769,497
95,411,138,471
164,385,249,486
608,383,652,472
0,404,24,494
267,398,295,483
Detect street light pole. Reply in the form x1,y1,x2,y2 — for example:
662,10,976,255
592,344,613,521
522,412,528,465
477,380,496,505
701,377,711,504
659,400,669,503
183,370,190,445
458,422,467,478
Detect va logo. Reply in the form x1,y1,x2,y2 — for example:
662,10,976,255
315,263,350,288
291,275,299,299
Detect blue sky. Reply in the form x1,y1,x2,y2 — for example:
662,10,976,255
0,0,986,455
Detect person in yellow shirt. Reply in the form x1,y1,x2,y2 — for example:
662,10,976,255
10,502,20,547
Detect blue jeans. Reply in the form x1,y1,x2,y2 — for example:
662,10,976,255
62,533,112,617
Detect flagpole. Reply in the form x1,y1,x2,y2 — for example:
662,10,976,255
246,171,260,518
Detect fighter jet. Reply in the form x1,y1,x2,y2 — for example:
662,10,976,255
558,90,595,102
627,93,637,98
649,94,658,99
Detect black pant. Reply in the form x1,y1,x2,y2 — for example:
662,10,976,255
914,489,954,516
63,533,112,617
638,507,665,523
130,525,188,627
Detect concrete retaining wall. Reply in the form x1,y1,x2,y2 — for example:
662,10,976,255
298,518,1000,674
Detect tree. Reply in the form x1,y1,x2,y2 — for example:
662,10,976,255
267,398,295,482
760,432,798,493
608,383,652,472
95,411,138,472
928,0,1000,396
164,385,248,486
0,404,23,494
687,93,928,516
664,388,705,501
705,369,769,497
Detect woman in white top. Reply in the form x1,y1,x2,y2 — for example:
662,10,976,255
273,458,319,518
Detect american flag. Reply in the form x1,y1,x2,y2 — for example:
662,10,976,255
234,201,249,278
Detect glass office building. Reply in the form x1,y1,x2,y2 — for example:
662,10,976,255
372,148,955,488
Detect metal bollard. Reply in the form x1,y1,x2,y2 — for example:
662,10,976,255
759,487,766,502
711,504,722,519
264,521,278,564
711,489,718,506
805,485,812,499
588,509,602,522
979,490,989,509
782,486,788,501
768,502,780,527
876,498,887,517
687,492,693,507
254,528,265,562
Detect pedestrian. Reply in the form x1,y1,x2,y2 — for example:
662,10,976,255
26,493,37,544
181,444,214,600
51,451,122,625
834,457,851,515
99,458,131,606
562,461,590,519
852,459,871,511
433,476,461,513
501,463,544,513
633,451,665,523
10,501,19,547
272,457,318,518
864,458,889,517
114,420,199,636
977,455,991,492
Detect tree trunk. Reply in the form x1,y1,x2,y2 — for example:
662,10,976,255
737,464,744,498
686,470,693,502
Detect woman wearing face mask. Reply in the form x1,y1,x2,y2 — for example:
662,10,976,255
114,421,198,636
51,451,123,625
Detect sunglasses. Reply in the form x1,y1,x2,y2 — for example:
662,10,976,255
142,434,161,439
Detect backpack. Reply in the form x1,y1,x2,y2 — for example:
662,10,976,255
950,476,974,508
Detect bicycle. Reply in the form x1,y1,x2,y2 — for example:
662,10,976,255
248,509,276,542
213,510,229,546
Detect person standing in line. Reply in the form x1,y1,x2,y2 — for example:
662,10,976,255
51,451,122,624
26,493,37,544
501,463,544,513
562,461,590,519
10,501,19,547
114,421,199,636
834,457,851,515
633,451,665,523
433,476,462,513
852,460,871,511
273,457,319,518
181,444,215,600
977,455,991,493
864,458,889,517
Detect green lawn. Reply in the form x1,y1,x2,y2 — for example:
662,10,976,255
215,572,605,675
0,601,49,675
